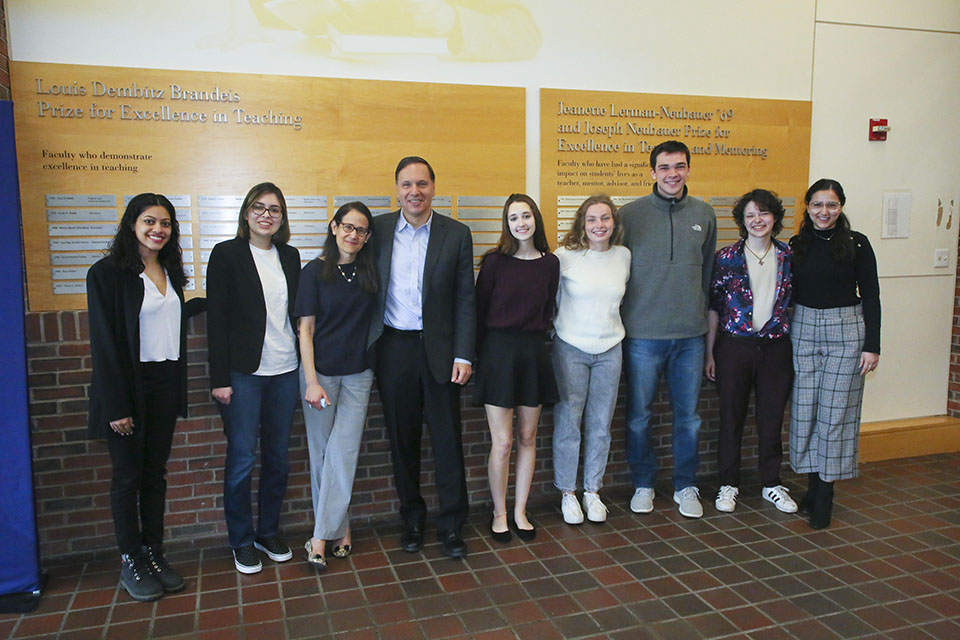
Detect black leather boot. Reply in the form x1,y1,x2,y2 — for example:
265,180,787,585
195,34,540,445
798,472,819,515
120,553,163,602
144,544,186,593
809,480,834,529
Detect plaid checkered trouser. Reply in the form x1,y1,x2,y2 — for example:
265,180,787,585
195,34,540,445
789,304,865,481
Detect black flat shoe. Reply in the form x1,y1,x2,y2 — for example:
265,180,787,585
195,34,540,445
401,523,424,553
490,516,512,544
439,529,468,558
512,519,536,542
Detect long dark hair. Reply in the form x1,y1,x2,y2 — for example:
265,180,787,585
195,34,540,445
792,178,855,263
106,193,186,288
488,193,550,257
237,182,291,244
319,202,378,294
560,194,623,250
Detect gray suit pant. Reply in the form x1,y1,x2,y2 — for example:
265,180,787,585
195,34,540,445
300,365,374,540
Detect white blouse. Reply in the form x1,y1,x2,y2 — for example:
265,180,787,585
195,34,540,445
249,243,298,376
745,246,777,333
139,270,180,362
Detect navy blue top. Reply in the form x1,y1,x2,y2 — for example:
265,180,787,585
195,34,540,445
294,259,375,376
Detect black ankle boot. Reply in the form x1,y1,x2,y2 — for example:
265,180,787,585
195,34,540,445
120,553,163,602
798,473,818,515
809,480,834,529
144,544,186,593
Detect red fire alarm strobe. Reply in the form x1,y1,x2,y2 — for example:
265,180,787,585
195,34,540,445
869,118,889,141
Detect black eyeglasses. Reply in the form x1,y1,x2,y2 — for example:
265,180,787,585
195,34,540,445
338,222,370,238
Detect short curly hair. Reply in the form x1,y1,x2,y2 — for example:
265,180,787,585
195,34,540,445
731,188,785,239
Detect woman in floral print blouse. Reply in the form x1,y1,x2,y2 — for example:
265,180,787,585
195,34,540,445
704,188,797,516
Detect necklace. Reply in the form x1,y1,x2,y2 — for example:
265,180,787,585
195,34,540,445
813,229,836,241
337,263,357,283
744,242,772,266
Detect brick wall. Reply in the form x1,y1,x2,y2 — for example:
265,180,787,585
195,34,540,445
26,309,753,561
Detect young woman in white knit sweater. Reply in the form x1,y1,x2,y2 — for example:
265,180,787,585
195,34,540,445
552,195,631,525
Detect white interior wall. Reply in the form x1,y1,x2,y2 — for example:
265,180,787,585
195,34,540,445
817,0,960,32
810,2,960,420
7,0,960,422
6,1,816,98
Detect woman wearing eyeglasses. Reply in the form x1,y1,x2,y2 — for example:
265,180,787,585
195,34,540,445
207,182,301,574
294,202,378,570
789,178,880,530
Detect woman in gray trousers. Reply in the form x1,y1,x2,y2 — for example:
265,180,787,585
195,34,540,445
295,202,378,570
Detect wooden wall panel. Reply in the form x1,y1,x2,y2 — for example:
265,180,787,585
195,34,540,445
11,61,525,310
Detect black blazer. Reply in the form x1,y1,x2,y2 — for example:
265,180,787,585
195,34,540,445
206,237,301,388
86,257,202,439
367,211,476,384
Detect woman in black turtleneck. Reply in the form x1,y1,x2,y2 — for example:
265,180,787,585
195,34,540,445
788,178,880,530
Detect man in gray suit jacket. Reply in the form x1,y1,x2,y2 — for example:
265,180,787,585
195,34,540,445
367,156,476,558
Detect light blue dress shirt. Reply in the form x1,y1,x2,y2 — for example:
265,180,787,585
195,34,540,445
384,212,432,331
383,211,470,366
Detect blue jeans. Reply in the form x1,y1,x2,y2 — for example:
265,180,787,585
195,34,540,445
220,369,299,549
625,337,705,491
552,338,622,493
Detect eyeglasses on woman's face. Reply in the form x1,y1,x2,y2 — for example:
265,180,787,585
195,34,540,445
807,201,841,213
251,202,283,218
338,222,370,238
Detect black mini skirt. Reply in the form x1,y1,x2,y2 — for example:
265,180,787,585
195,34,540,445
473,329,559,408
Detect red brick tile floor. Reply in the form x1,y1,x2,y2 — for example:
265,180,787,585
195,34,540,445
4,453,960,639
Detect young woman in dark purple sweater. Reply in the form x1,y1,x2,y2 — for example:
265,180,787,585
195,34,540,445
474,194,559,543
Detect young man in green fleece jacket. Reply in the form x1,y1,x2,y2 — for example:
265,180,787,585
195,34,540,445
619,140,717,519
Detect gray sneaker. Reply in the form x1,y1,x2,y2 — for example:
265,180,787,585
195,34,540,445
630,487,654,514
673,486,703,518
120,553,163,602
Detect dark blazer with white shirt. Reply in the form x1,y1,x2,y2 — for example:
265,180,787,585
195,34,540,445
86,257,202,439
206,237,301,389
366,211,476,383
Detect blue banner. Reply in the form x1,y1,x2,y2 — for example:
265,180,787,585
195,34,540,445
0,100,43,613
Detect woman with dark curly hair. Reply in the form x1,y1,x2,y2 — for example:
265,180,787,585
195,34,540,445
789,178,881,530
87,193,203,601
705,188,796,515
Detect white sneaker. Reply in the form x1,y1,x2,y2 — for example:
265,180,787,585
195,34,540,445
673,487,703,518
561,493,584,524
582,492,608,523
762,485,798,513
630,487,654,514
715,485,739,513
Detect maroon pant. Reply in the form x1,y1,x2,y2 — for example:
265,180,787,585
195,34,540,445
714,333,793,487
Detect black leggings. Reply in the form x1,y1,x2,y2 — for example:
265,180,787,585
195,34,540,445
105,360,179,555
